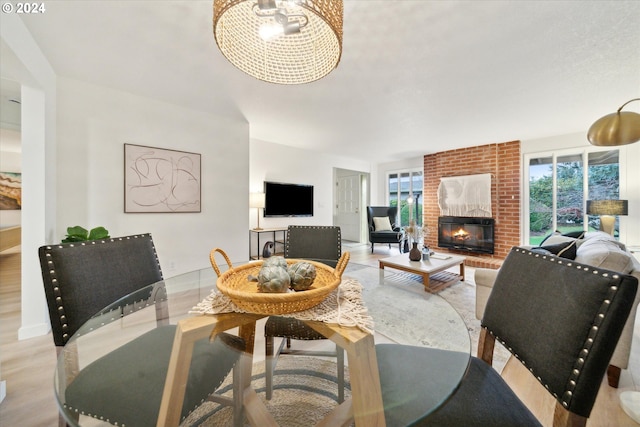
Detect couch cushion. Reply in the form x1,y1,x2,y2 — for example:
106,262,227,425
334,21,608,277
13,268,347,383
535,240,578,259
583,231,628,251
540,232,579,247
576,236,634,274
373,216,393,231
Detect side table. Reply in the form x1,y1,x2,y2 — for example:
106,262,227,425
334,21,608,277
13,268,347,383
249,228,287,260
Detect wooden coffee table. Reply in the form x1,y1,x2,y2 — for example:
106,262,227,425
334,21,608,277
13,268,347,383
379,252,465,292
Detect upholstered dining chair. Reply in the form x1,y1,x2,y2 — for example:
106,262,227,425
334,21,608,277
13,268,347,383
39,234,245,427
375,246,638,427
264,225,345,402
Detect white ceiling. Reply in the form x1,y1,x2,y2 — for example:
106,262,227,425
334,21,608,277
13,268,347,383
8,1,640,163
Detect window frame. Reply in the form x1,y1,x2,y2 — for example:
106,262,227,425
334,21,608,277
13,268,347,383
523,146,622,244
386,168,424,227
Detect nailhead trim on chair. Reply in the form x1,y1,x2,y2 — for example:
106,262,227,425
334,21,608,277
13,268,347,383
43,234,162,344
486,247,624,410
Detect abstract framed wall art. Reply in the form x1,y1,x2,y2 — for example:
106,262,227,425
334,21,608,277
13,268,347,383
0,172,22,210
124,144,201,213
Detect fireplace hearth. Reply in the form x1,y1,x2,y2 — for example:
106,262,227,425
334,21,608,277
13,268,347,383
438,216,495,254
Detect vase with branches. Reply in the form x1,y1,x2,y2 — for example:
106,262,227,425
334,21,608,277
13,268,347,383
404,220,429,245
404,220,429,261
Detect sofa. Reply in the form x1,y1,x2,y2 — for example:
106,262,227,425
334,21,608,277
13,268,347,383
475,231,640,388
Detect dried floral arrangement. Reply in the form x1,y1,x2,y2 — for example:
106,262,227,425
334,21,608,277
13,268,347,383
404,220,429,244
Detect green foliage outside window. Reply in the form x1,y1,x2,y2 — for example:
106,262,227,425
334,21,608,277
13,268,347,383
389,199,423,227
529,151,620,244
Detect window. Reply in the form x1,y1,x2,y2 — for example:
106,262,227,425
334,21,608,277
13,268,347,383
388,170,423,227
526,149,620,245
587,150,621,232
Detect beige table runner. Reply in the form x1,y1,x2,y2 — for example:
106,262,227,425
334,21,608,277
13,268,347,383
190,278,374,334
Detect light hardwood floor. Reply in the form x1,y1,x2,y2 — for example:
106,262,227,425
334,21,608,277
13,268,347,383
0,243,638,426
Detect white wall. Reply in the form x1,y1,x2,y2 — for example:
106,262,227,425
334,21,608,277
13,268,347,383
521,131,640,246
57,77,250,275
249,138,371,230
0,128,21,226
2,12,58,340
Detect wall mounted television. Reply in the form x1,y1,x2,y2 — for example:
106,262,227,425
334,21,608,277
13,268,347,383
264,181,314,217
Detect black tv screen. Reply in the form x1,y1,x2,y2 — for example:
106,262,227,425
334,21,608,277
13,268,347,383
264,181,314,217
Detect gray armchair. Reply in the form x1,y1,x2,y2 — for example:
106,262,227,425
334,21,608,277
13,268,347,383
39,234,245,427
367,206,404,253
375,247,638,426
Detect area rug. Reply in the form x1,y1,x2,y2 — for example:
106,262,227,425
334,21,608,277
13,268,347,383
182,357,350,427
343,264,510,372
407,272,511,371
438,276,510,371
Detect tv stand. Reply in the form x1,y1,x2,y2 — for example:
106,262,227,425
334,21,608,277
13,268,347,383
249,227,287,260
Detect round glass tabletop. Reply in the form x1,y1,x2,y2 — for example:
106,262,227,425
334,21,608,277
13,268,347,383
54,261,470,426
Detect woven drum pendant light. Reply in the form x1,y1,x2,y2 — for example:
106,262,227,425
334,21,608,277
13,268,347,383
213,0,343,85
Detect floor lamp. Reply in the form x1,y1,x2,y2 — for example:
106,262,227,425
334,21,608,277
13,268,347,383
587,100,639,423
586,199,628,236
250,192,265,230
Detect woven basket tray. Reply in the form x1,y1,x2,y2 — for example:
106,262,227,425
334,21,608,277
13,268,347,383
209,248,349,315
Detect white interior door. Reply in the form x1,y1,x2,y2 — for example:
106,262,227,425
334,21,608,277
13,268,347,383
336,174,361,241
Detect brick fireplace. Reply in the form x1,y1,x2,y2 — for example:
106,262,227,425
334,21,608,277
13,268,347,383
423,141,521,268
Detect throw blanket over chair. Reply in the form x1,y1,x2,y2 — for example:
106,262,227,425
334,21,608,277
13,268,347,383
264,225,345,402
39,234,245,427
367,206,404,253
375,246,638,426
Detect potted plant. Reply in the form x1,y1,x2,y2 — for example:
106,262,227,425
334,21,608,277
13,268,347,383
62,226,110,243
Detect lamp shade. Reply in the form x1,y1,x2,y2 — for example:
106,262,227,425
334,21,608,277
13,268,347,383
586,199,628,216
213,0,343,85
587,98,640,146
250,192,266,209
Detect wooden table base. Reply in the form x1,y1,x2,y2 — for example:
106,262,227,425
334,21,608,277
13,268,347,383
157,314,386,427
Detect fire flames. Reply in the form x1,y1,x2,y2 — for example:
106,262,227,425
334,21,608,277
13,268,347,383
453,227,470,240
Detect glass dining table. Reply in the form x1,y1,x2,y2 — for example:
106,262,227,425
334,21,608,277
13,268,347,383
53,259,471,427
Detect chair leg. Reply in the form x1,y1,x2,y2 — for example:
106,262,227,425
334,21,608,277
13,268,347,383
266,336,288,400
265,336,274,400
371,243,374,253
232,361,245,427
607,364,621,388
336,345,345,403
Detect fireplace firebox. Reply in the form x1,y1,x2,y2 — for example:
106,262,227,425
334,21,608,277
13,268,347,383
438,216,495,254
